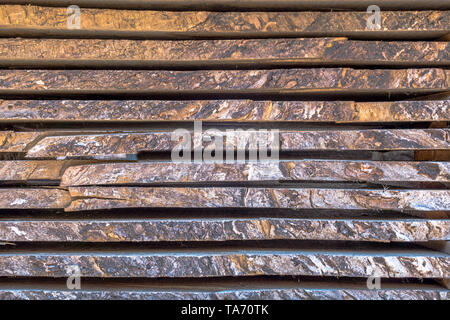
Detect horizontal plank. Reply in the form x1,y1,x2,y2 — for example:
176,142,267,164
0,160,63,182
22,129,449,159
0,218,448,242
66,187,450,212
0,38,448,67
0,131,41,153
0,248,447,278
1,5,448,39
1,287,448,300
0,69,447,95
3,0,450,10
60,161,450,185
0,188,70,209
1,100,449,122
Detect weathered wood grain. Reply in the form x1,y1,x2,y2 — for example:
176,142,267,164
0,249,447,278
0,188,70,209
0,287,448,300
60,161,450,185
0,160,63,183
0,131,40,153
23,129,449,159
0,5,448,38
65,187,450,212
0,218,447,242
0,38,448,67
0,69,447,94
1,100,448,122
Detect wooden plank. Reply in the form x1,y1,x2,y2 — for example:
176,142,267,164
0,69,447,94
65,187,450,212
1,100,448,122
22,129,449,159
0,218,448,242
59,161,450,185
0,5,448,39
0,248,447,278
0,38,448,67
0,188,70,209
0,131,40,153
2,0,450,10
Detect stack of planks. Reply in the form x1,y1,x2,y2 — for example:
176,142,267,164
0,0,449,300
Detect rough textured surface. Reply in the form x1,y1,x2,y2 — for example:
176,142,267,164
0,69,447,92
0,188,70,209
0,131,40,153
0,249,447,278
60,161,450,185
0,218,448,242
1,100,448,122
0,160,63,183
0,38,448,66
66,187,450,212
23,129,449,159
0,5,448,37
0,288,448,300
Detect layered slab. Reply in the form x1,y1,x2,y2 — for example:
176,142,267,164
1,5,448,38
1,100,449,122
0,160,63,183
23,129,449,159
0,39,448,67
0,69,447,94
60,161,450,186
65,187,450,212
0,218,448,242
0,131,40,153
0,188,70,209
0,248,447,278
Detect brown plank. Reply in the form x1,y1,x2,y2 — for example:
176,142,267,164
0,160,63,182
0,188,70,209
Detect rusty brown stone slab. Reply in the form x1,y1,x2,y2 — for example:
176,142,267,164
0,248,447,278
0,160,63,183
0,5,448,38
0,38,448,67
60,161,450,186
0,131,40,153
0,218,447,242
0,69,447,93
0,287,448,300
0,188,70,209
24,129,449,159
65,187,450,212
1,100,448,122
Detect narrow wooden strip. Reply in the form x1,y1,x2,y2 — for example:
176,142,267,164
0,5,448,38
0,160,63,182
0,249,447,278
66,187,450,212
0,131,40,153
0,38,448,66
3,0,449,10
0,218,448,242
60,161,450,186
24,129,449,159
0,188,70,209
0,69,447,93
1,100,448,122
0,288,448,300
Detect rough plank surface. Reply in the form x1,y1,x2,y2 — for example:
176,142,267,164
0,188,70,209
0,131,40,153
60,161,450,185
0,38,448,66
23,129,449,159
0,5,448,37
1,100,448,122
0,249,447,278
0,288,448,300
0,218,448,242
65,187,450,212
0,69,447,93
0,160,63,182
